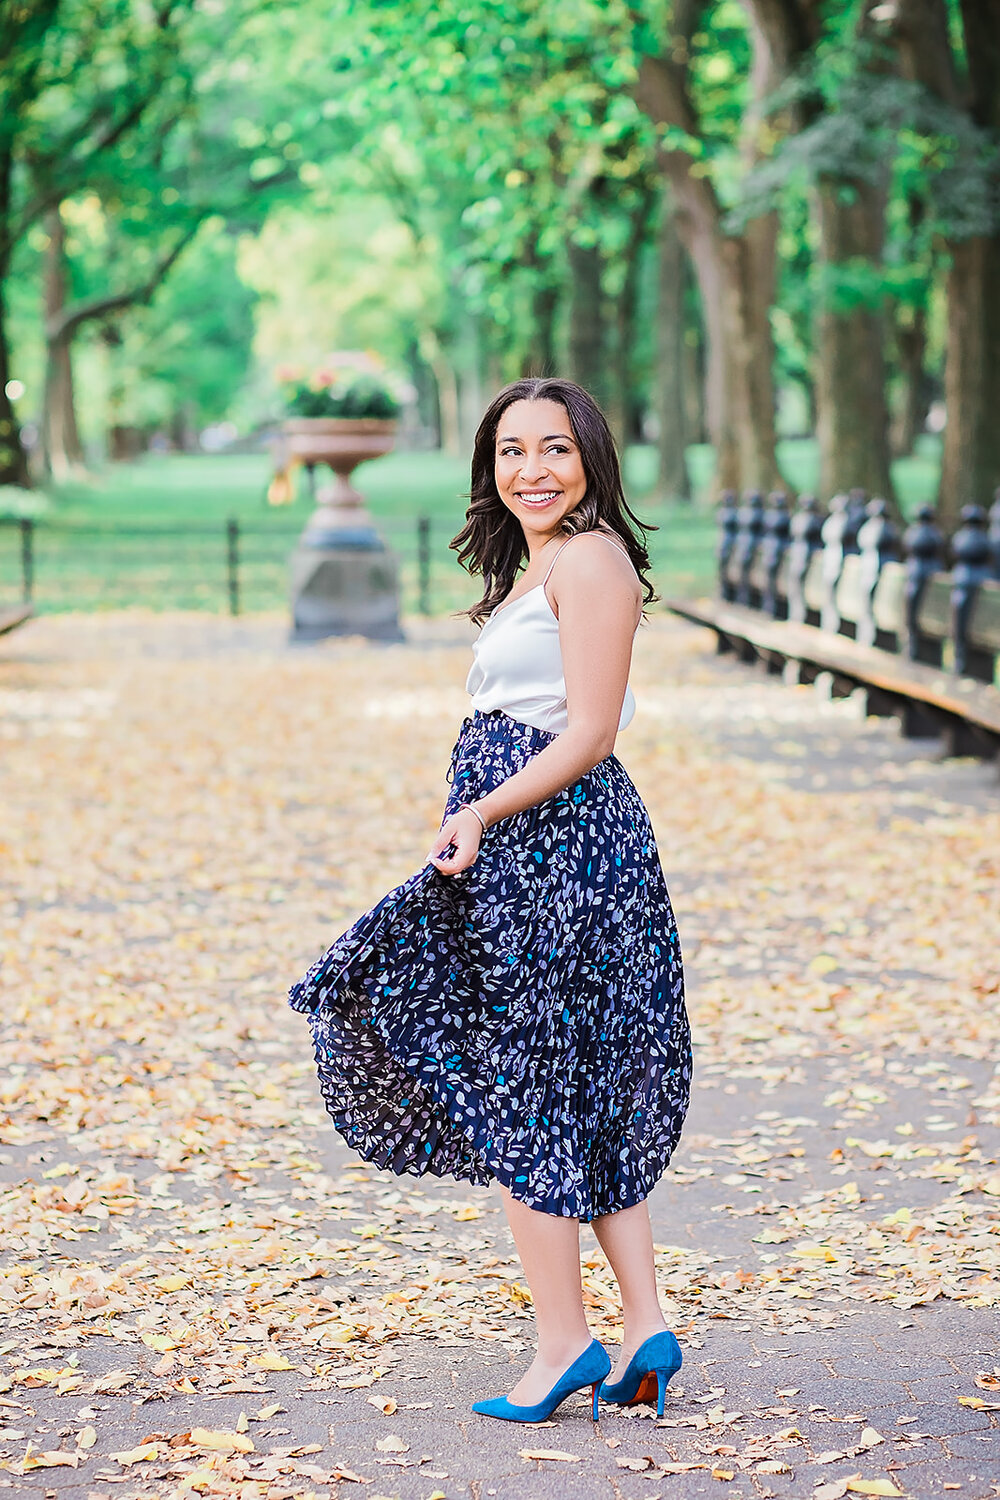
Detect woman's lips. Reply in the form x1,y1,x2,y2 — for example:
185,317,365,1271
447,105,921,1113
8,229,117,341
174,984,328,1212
515,490,562,507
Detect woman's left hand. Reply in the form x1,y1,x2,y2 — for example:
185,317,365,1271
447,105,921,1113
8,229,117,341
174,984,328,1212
427,806,483,875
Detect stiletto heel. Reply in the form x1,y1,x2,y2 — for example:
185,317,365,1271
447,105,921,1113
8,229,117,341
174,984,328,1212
599,1330,682,1413
472,1339,612,1423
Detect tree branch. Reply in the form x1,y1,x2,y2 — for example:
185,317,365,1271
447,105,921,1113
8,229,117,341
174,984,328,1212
45,221,202,344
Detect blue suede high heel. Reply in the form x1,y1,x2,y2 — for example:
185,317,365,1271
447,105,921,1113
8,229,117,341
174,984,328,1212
599,1330,682,1418
472,1339,612,1422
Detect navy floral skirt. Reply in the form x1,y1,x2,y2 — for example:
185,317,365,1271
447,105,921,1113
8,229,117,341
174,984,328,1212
289,710,691,1220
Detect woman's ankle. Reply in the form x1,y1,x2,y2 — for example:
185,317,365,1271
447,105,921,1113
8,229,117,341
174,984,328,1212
534,1330,593,1366
620,1314,670,1349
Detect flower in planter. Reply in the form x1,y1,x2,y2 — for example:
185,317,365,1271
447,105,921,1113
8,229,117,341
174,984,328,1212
278,352,403,421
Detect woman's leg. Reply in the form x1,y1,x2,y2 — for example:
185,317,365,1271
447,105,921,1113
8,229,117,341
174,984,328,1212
591,1199,670,1380
498,1184,593,1404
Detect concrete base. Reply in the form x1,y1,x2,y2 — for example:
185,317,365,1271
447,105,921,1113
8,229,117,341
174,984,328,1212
289,537,405,643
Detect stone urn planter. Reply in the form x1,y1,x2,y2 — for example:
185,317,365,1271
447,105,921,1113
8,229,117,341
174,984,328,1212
284,416,403,643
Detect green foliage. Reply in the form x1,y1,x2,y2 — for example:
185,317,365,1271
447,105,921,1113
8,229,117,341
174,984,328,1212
102,224,258,430
283,372,401,420
731,64,1000,243
0,484,50,520
3,0,997,486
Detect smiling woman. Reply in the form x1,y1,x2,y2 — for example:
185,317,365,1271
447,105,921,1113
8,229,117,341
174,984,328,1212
289,376,691,1429
454,378,658,625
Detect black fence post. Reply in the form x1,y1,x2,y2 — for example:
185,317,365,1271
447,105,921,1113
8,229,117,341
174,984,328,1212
856,497,899,649
950,505,991,680
988,487,1000,580
735,490,765,607
786,494,823,624
20,518,34,603
902,505,944,665
226,517,240,617
761,489,791,619
417,513,431,616
716,489,739,601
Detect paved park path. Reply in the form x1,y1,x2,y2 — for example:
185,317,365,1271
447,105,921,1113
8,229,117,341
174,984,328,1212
1,611,998,1500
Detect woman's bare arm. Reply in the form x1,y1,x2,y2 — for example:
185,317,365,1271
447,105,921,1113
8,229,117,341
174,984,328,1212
428,536,641,874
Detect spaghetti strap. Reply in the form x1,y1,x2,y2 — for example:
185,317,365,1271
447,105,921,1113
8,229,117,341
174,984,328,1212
542,530,634,587
541,537,576,587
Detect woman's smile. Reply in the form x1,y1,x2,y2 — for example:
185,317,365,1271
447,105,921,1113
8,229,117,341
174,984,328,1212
515,487,563,508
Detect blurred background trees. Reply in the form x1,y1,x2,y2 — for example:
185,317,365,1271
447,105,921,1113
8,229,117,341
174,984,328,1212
3,0,998,524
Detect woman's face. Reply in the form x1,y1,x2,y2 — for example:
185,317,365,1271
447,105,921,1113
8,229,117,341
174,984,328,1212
494,398,587,546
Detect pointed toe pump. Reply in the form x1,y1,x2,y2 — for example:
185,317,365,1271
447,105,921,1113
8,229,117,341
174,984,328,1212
599,1330,682,1418
472,1339,612,1423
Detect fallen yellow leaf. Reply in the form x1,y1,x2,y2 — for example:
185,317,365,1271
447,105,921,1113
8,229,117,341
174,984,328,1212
189,1427,254,1454
21,1446,81,1471
375,1434,409,1453
249,1350,295,1371
111,1442,160,1465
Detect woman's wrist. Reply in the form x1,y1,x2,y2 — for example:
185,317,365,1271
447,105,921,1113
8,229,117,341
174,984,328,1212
459,801,488,834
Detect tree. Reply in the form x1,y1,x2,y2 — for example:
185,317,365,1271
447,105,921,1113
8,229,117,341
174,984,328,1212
0,0,197,483
4,0,339,479
892,0,1000,527
731,0,896,503
633,0,783,495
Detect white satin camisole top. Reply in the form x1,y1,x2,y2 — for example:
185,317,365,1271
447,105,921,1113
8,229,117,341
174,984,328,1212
465,532,638,735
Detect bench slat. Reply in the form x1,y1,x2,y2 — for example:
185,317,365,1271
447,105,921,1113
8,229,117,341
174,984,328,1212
667,598,1000,735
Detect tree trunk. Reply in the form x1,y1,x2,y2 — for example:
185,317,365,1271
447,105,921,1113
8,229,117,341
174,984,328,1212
814,180,894,501
0,279,29,487
636,48,781,496
430,351,461,456
938,236,1000,528
685,313,707,445
567,236,609,410
41,207,85,480
893,0,1000,527
656,197,689,499
892,303,931,458
0,147,30,487
609,185,656,448
527,280,559,377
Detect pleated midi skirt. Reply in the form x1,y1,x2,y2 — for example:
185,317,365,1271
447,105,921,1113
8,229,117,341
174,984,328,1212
289,709,691,1220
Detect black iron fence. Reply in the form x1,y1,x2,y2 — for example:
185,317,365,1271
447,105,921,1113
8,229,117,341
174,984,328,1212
0,512,448,618
715,486,1000,683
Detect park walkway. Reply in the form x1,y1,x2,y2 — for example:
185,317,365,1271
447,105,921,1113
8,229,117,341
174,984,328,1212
1,611,998,1500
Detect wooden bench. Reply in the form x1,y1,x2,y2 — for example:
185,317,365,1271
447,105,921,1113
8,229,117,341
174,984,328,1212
670,490,1000,761
669,596,1000,757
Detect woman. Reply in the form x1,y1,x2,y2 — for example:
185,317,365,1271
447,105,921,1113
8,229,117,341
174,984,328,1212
289,376,692,1424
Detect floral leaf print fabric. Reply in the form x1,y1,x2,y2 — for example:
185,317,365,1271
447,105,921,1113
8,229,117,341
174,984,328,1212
289,710,691,1221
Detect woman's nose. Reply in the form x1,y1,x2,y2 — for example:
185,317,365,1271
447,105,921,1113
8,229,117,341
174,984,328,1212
519,454,549,483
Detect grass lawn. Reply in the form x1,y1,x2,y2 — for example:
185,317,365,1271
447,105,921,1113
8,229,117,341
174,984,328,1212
0,436,941,616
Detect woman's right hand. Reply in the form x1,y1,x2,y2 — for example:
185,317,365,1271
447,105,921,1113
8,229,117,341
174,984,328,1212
427,806,484,875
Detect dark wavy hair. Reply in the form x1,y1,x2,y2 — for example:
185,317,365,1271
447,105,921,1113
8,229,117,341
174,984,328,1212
450,377,657,625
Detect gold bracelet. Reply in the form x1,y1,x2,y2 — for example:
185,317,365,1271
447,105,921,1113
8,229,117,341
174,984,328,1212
459,802,487,835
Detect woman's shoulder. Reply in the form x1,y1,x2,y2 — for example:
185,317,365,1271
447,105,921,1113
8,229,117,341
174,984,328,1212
550,528,640,589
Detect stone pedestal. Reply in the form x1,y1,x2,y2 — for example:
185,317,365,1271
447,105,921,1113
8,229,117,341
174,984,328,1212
283,417,404,643
290,525,404,643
